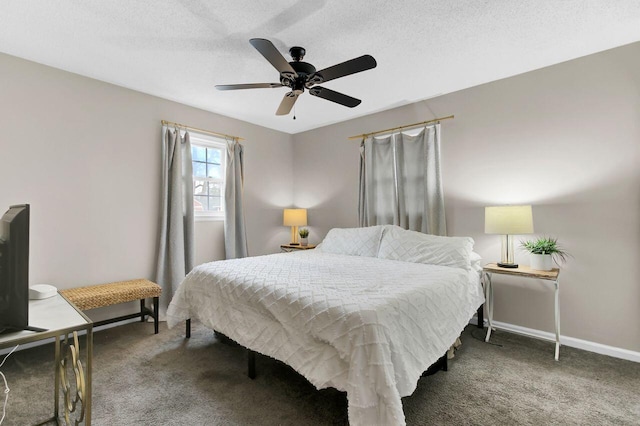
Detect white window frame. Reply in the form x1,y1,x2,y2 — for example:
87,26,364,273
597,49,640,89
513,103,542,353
190,132,227,221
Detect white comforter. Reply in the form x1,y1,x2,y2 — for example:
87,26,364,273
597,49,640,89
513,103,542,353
167,251,484,425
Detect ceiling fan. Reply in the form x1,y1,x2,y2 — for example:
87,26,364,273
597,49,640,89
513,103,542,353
216,38,377,116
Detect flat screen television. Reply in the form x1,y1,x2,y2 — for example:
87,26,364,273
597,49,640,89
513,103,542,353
0,204,44,334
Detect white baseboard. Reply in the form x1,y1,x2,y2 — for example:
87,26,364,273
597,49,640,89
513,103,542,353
471,316,640,363
5,315,639,364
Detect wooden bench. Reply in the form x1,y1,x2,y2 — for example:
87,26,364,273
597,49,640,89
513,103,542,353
60,279,162,334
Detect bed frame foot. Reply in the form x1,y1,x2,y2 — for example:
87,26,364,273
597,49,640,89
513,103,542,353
477,304,484,329
186,319,191,338
248,350,256,379
422,353,448,377
153,297,160,334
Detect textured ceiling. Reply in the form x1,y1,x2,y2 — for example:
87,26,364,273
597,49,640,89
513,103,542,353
1,1,640,134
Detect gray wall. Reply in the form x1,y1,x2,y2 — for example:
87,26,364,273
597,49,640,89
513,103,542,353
2,41,639,353
292,42,640,353
0,52,293,319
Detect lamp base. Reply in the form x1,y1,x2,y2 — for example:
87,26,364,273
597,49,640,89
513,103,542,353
289,242,300,246
497,262,519,268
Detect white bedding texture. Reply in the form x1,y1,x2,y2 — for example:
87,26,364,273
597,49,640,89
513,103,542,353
167,226,484,426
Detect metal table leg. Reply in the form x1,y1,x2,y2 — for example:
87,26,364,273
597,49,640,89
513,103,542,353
554,278,560,361
54,336,60,421
86,326,93,425
58,330,92,424
484,271,494,342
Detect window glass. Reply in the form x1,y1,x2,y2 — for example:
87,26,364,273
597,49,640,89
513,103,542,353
192,162,207,178
189,132,226,219
207,164,221,179
192,145,207,162
207,148,221,164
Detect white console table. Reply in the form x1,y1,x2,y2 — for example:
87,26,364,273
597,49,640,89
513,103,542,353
483,263,561,361
0,293,93,425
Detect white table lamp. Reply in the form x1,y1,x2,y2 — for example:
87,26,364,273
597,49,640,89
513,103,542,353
283,208,307,245
485,205,534,268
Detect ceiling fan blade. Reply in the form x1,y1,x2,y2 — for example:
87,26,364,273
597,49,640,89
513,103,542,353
309,87,361,108
249,38,298,78
216,83,282,90
314,55,377,84
276,93,299,116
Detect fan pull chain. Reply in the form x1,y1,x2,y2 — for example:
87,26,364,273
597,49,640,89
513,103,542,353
293,105,296,120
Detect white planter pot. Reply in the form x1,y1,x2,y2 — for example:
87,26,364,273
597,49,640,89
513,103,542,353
300,237,308,246
530,254,553,271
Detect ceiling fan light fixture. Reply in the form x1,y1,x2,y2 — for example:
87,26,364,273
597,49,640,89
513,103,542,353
291,79,305,95
217,38,377,116
281,78,292,87
307,74,324,86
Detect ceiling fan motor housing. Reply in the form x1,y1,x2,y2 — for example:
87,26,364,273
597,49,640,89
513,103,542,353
289,61,316,76
282,60,318,94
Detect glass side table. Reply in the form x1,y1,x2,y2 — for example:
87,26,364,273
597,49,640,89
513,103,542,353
0,293,93,424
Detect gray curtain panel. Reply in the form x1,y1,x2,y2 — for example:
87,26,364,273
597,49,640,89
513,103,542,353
358,124,446,235
155,127,195,317
224,140,248,259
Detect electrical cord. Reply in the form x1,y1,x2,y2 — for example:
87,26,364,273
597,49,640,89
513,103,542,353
0,345,19,425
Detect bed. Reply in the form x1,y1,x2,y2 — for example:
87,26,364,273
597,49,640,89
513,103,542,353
167,225,484,426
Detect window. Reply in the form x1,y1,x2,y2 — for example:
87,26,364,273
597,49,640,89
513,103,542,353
190,132,226,220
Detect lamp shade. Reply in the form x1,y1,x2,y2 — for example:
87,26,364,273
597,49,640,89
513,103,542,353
485,205,534,235
283,208,307,226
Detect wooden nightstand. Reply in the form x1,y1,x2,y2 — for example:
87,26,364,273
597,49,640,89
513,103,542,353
280,244,316,253
482,263,561,360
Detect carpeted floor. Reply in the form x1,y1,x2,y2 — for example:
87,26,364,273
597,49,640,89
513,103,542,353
1,321,638,425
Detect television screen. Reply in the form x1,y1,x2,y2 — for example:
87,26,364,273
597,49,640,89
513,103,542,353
0,204,30,334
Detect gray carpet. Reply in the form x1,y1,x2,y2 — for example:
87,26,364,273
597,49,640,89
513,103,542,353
1,321,638,425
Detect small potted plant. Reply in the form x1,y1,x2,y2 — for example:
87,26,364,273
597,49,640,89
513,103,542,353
299,228,309,246
520,237,570,271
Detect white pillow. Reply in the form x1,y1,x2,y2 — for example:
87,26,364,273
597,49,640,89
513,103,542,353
378,225,474,270
317,226,386,257
469,251,483,273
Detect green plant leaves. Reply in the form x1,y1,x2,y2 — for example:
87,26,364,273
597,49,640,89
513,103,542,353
520,237,570,264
